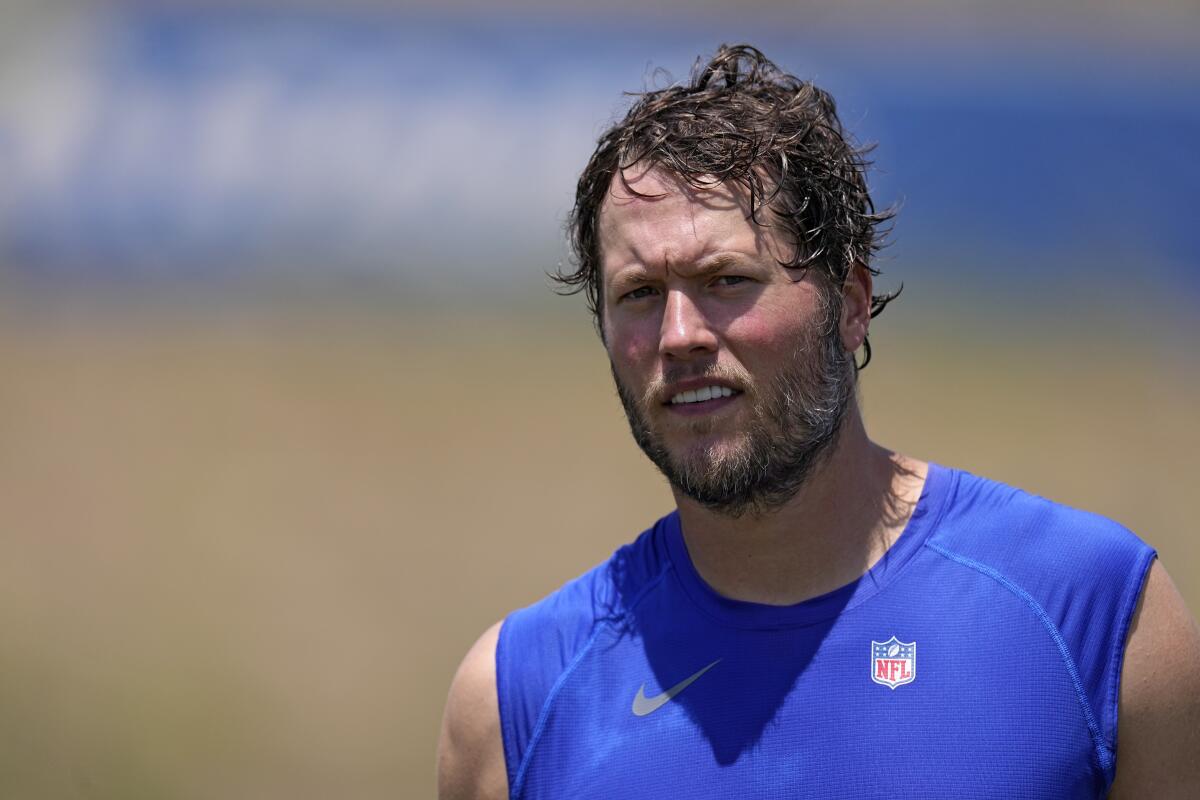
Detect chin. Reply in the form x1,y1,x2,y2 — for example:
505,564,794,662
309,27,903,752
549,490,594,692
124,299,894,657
671,433,748,470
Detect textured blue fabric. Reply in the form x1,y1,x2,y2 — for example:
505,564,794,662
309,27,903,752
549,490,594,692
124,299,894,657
496,464,1156,799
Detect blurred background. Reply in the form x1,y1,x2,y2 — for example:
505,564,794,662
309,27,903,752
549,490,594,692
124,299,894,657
1,0,1196,796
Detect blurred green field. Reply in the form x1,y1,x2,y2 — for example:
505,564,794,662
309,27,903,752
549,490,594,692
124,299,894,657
0,301,1196,797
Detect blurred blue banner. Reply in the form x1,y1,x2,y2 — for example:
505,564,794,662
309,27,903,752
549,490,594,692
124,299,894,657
0,4,1196,300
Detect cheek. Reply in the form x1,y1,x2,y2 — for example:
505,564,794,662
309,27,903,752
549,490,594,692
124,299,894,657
723,286,826,356
723,309,804,359
605,316,659,370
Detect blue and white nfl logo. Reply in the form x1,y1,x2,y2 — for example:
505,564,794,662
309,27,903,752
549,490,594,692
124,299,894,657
871,636,916,689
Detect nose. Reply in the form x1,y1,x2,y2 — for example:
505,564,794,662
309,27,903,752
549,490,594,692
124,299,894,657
659,288,718,359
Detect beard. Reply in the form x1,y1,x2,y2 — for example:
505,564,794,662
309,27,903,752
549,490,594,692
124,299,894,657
611,301,856,519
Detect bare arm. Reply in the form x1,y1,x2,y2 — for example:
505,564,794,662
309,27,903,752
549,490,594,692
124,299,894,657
1108,560,1200,798
437,621,509,800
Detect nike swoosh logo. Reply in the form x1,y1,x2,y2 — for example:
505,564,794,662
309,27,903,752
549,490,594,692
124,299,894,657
631,659,721,717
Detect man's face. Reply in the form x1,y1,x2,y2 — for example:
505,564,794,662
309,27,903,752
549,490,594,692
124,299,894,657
598,167,857,517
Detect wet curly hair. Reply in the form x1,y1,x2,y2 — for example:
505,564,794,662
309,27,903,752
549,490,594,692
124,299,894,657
555,43,899,368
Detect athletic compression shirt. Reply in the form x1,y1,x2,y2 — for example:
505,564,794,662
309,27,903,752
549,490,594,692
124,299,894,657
496,464,1156,799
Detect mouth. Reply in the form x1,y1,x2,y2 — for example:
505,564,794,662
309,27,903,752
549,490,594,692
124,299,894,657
663,384,743,416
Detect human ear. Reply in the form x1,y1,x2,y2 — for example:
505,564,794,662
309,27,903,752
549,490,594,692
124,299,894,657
839,262,872,353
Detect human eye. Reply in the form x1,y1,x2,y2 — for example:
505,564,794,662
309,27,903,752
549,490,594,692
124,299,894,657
621,285,658,301
711,275,750,288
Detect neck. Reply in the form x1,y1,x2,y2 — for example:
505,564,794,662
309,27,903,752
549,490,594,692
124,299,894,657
672,405,927,605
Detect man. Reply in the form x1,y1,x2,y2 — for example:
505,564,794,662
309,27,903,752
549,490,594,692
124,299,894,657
438,45,1200,798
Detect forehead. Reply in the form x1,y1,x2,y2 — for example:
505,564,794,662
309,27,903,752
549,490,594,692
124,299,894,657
596,167,788,276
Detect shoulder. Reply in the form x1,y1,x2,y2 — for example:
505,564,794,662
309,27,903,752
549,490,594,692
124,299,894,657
438,621,507,800
925,466,1159,785
499,516,672,679
925,466,1157,647
1109,560,1200,797
924,466,1157,634
925,468,1200,793
493,516,674,789
927,466,1155,591
435,534,646,800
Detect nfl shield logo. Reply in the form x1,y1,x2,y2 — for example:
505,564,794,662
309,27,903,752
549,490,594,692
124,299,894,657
871,637,916,689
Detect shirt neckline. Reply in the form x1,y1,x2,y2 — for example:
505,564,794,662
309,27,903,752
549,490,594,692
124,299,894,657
662,462,957,629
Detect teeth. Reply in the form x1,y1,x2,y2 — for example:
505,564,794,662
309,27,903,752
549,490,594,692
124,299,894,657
670,385,736,405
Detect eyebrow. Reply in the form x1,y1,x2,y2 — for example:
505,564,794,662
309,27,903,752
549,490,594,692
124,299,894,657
611,252,753,289
693,252,750,277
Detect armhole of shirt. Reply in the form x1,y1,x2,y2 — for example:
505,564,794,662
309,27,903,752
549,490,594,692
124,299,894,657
494,558,673,799
498,617,609,799
494,615,521,797
1102,547,1157,765
492,618,525,796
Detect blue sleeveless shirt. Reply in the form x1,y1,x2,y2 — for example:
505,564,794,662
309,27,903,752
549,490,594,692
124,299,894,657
496,464,1156,799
